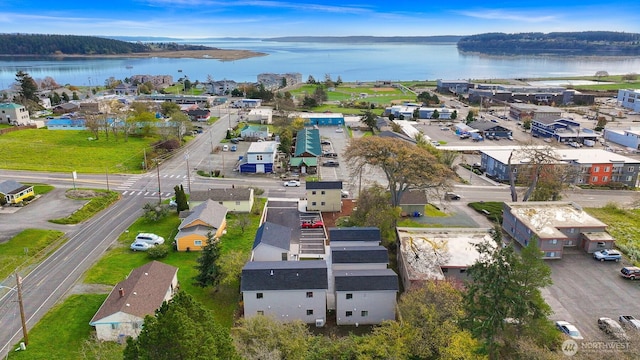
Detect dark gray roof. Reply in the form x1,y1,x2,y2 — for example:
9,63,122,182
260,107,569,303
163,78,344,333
468,120,509,132
329,227,381,243
252,222,291,250
399,190,428,205
0,180,30,195
190,188,252,202
334,269,399,291
331,246,389,264
378,130,417,144
241,260,328,291
179,199,227,230
306,181,343,190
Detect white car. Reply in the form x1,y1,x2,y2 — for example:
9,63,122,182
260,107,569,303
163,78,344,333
283,180,300,187
341,190,349,198
555,321,584,340
130,241,153,251
335,128,344,133
135,233,165,245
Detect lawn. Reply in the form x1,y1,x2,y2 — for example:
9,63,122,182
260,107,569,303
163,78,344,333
8,294,115,360
468,201,504,223
586,204,640,264
0,229,65,281
0,129,154,173
49,189,120,225
290,84,416,106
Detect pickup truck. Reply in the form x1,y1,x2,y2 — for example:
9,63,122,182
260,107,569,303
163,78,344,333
619,315,640,330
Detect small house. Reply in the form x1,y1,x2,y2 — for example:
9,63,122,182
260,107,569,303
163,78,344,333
174,200,227,251
0,180,34,205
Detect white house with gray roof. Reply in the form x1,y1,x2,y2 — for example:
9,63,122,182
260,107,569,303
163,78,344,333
334,269,398,325
189,187,254,213
251,222,292,261
241,260,328,324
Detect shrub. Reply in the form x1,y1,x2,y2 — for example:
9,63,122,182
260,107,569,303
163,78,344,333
214,169,220,177
147,244,169,259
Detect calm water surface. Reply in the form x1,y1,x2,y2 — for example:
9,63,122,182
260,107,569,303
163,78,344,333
1,40,639,88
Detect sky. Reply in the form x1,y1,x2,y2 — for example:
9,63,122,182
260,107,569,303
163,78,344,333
0,0,638,38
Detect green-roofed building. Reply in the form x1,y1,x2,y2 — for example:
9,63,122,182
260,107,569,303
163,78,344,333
294,128,321,157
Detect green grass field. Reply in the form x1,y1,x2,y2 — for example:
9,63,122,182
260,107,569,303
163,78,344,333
49,189,120,225
290,84,416,106
0,129,153,173
586,204,640,264
0,229,65,281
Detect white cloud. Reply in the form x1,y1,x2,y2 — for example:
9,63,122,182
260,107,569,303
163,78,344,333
457,9,558,23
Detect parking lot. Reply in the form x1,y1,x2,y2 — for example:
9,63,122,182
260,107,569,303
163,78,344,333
544,248,640,341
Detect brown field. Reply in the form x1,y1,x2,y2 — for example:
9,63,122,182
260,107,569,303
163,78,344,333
372,87,396,92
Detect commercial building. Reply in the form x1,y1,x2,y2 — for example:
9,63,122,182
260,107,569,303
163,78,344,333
0,103,30,125
617,89,640,112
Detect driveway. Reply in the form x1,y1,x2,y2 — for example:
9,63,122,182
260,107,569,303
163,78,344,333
0,188,86,242
544,248,640,341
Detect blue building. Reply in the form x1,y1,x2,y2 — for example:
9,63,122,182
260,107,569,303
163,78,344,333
531,118,599,144
291,112,344,126
46,118,86,130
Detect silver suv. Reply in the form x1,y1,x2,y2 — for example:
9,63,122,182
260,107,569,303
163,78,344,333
135,233,165,245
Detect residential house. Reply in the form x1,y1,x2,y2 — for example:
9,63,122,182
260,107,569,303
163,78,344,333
240,124,270,140
234,99,262,108
52,102,80,114
328,227,381,247
114,83,136,95
0,180,34,205
189,187,254,213
174,200,228,251
306,181,342,212
139,94,211,105
399,190,428,216
247,108,273,124
331,246,389,271
206,80,238,95
251,222,292,261
89,261,178,341
334,269,398,325
503,201,615,258
241,260,328,324
480,148,640,187
238,141,278,174
531,117,599,143
617,89,640,112
468,120,512,139
186,109,211,122
79,99,110,114
0,103,30,125
289,112,345,126
396,227,490,289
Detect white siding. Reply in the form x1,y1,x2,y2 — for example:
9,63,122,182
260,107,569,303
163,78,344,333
243,289,327,324
335,290,396,325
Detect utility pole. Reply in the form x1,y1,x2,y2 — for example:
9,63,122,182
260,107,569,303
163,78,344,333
16,272,28,346
156,160,162,204
185,151,191,194
105,168,110,191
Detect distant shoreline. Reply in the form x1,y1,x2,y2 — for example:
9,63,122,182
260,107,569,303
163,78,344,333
0,49,268,61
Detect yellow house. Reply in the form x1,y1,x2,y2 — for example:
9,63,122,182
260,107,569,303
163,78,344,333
175,199,228,251
0,180,34,205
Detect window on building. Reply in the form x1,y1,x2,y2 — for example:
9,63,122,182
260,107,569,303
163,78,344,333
306,291,313,298
321,202,325,206
257,155,263,161
629,167,635,172
236,201,241,205
311,191,316,195
603,176,608,182
282,253,288,261
346,311,353,317
594,166,599,172
605,167,610,172
257,310,264,315
361,311,369,317
627,176,633,181
592,176,598,182
132,322,140,329
346,293,353,300
307,309,314,315
460,269,466,273
311,202,316,206
194,240,202,246
547,252,556,257
442,268,448,273
256,293,263,299
550,239,558,244
111,323,119,330
321,191,325,195
569,228,575,233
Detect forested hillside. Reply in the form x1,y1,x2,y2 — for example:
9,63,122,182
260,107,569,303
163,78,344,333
457,31,640,56
0,34,214,55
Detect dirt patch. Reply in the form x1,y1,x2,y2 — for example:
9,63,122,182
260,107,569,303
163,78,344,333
69,283,113,295
321,199,357,228
372,87,396,92
66,189,103,199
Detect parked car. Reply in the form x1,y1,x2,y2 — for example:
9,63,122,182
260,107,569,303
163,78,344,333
283,180,301,187
222,144,229,151
444,192,461,200
321,140,331,145
440,126,450,131
130,241,154,251
619,315,640,330
620,266,640,280
341,190,349,198
135,233,165,245
322,152,338,158
323,160,339,167
555,321,584,340
230,138,240,144
301,220,324,229
230,145,237,152
335,128,344,133
598,317,629,341
459,134,470,139
593,249,622,262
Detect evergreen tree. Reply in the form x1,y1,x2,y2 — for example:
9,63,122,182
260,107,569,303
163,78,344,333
15,70,39,104
62,92,70,102
72,92,79,100
173,185,188,213
124,291,237,360
193,232,221,287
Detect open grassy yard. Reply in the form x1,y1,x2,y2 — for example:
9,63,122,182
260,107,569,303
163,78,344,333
290,84,416,106
0,129,153,173
586,204,640,264
0,229,65,281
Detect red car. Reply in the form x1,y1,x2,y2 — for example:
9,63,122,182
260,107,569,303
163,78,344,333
301,220,324,229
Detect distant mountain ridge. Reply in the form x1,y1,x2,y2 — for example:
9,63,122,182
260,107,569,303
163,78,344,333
457,31,640,56
265,36,463,43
